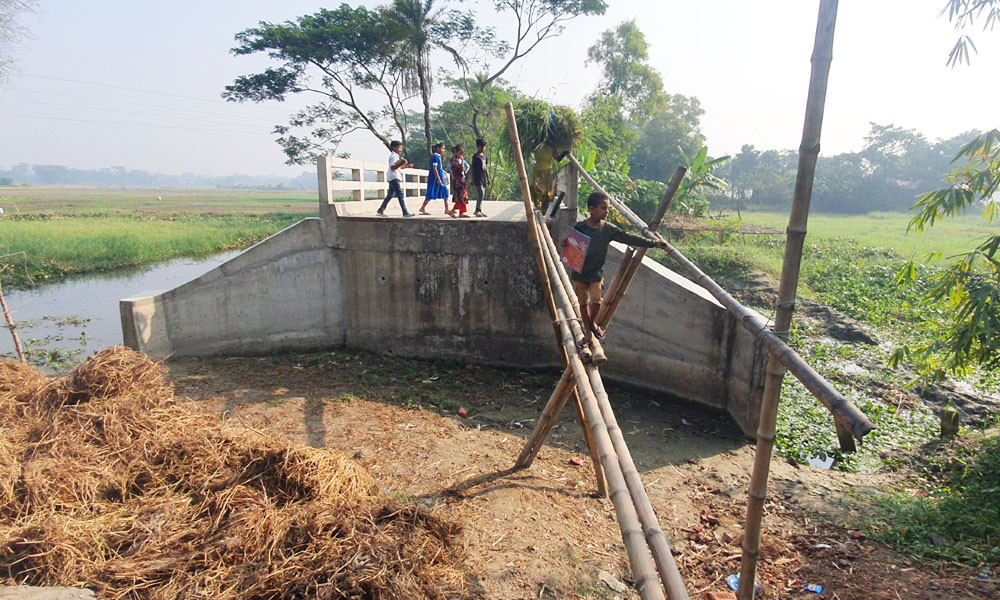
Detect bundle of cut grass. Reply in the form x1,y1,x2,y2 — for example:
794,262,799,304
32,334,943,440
0,348,472,599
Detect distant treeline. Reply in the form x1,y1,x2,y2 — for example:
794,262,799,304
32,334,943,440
0,163,317,190
712,124,978,214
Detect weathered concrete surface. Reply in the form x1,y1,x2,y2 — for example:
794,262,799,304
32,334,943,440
121,200,765,434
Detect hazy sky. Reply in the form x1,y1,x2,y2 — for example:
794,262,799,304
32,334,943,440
1,0,997,177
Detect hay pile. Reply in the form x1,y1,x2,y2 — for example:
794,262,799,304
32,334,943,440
0,348,470,599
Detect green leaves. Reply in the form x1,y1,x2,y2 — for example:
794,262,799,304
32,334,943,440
895,129,1000,382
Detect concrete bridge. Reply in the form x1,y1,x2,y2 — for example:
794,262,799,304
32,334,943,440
121,157,767,435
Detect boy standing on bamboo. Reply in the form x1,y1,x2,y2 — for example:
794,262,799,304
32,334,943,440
562,191,666,347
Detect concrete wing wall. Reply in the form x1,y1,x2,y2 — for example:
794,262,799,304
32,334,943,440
121,218,345,357
600,243,766,434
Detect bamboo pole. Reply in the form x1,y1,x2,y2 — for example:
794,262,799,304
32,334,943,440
505,101,602,488
503,103,590,361
0,276,26,363
585,363,689,599
534,212,608,365
738,2,839,598
515,370,574,467
554,307,665,600
565,152,873,441
533,212,609,494
596,167,686,330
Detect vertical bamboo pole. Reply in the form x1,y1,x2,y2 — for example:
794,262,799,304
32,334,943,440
0,276,26,363
738,2,839,598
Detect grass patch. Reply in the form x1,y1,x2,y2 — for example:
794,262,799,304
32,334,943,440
0,187,319,215
857,433,1000,564
738,210,996,262
0,212,300,289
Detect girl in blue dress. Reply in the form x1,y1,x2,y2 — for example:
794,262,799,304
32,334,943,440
419,143,450,215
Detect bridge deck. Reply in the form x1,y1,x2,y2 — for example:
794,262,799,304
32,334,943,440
333,200,530,222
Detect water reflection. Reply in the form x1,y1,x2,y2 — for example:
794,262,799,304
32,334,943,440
1,251,241,369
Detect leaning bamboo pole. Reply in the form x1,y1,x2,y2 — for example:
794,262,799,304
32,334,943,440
505,102,603,490
554,306,666,600
596,167,687,330
738,3,839,597
585,362,688,599
0,276,26,363
565,152,873,441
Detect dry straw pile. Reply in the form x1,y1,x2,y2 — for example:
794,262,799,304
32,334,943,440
0,348,471,599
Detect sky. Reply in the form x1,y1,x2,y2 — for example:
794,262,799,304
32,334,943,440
1,0,997,177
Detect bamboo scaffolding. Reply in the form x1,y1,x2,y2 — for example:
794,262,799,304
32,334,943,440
564,153,874,441
504,102,604,492
527,185,689,599
515,171,683,469
739,3,839,597
0,275,26,363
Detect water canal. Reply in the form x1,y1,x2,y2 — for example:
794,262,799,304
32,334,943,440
1,251,240,370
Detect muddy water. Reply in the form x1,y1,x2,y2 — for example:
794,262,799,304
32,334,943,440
1,251,241,370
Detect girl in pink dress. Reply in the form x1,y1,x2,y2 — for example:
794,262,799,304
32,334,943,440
448,144,470,218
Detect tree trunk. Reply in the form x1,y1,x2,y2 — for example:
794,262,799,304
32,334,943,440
416,44,433,161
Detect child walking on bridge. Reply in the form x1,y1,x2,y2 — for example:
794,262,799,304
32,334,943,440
562,191,667,347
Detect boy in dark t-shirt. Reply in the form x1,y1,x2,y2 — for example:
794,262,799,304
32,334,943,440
561,191,666,347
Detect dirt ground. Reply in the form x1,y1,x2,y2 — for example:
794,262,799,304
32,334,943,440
167,350,996,600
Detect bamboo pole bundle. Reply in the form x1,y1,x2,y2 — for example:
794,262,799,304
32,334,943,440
534,212,608,365
554,307,666,600
584,362,688,599
527,176,689,598
533,209,609,494
564,152,873,441
739,3,839,598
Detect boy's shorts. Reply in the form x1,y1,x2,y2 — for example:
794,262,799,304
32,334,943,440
572,279,603,305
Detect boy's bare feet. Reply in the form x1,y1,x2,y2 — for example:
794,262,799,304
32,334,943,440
419,209,430,215
591,325,605,340
458,213,470,218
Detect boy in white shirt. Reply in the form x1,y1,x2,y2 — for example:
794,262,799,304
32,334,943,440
377,141,414,217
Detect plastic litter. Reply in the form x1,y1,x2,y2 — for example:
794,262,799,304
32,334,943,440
569,456,585,466
726,573,759,594
815,543,832,549
804,583,824,593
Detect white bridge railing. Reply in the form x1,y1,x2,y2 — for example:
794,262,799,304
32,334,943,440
317,156,429,207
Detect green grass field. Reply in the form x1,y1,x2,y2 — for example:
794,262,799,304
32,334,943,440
737,210,997,261
0,186,319,215
0,187,322,289
0,213,302,289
